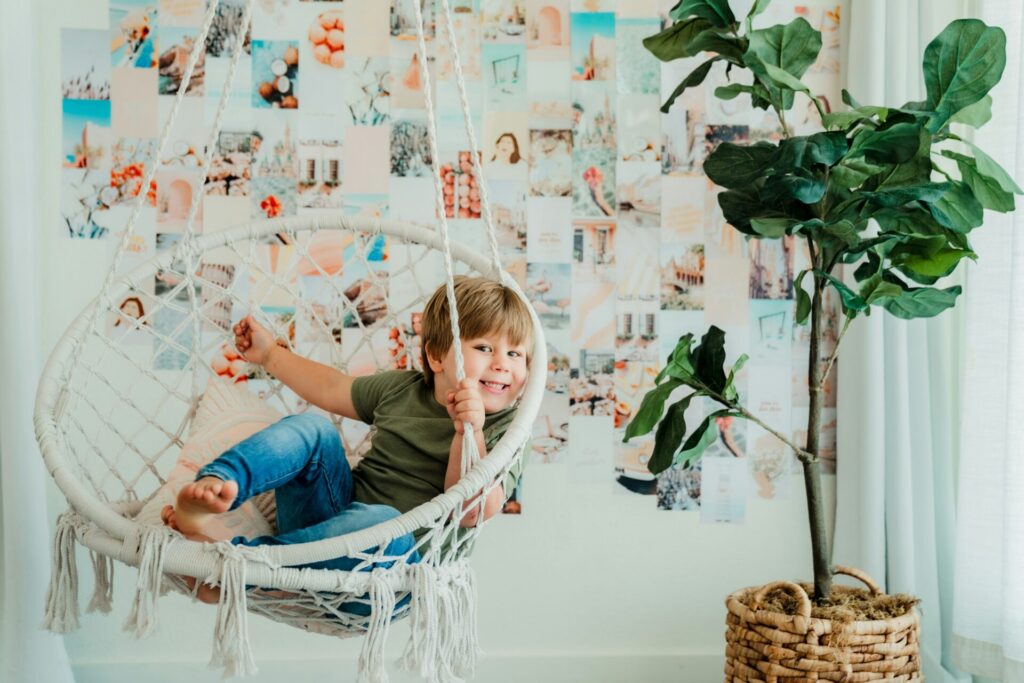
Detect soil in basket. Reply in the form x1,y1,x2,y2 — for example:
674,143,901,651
748,584,921,623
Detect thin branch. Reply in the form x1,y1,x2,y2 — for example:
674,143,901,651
817,314,852,392
732,403,817,464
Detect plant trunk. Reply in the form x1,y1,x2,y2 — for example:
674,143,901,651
805,279,832,601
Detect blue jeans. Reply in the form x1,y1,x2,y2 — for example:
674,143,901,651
196,414,420,612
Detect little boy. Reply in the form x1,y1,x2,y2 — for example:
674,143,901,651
162,276,533,601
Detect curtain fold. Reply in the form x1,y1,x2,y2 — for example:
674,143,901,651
952,2,1024,679
0,1,75,681
834,1,970,682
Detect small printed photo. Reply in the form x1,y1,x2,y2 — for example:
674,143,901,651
251,40,300,109
526,262,571,330
112,68,159,138
528,129,572,197
532,393,569,463
205,0,252,58
106,205,157,273
347,57,391,126
388,176,436,229
615,17,660,95
343,193,389,222
614,437,656,495
343,0,389,56
250,176,297,221
616,161,660,227
107,138,158,208
572,219,616,277
570,12,615,81
615,224,659,301
204,57,252,129
615,298,659,362
62,99,112,170
749,235,795,300
251,0,304,40
526,0,570,60
297,117,344,208
660,242,705,311
390,40,429,110
155,167,205,231
618,94,661,162
302,5,347,71
703,124,751,169
483,112,529,180
390,118,434,177
382,310,423,372
570,276,615,350
657,461,702,510
437,150,483,219
544,328,572,394
488,180,528,252
62,29,111,100
661,175,705,242
526,58,572,128
435,80,484,149
436,10,482,81
661,106,705,175
391,0,435,39
572,148,615,218
703,255,750,327
109,289,154,346
526,196,572,262
570,350,615,416
481,0,526,42
110,1,158,69
750,299,792,366
158,0,205,27
157,95,204,167
482,43,527,109
205,129,255,197
613,360,659,431
340,245,389,328
197,262,238,333
343,125,391,194
62,169,113,239
571,81,616,150
158,26,205,96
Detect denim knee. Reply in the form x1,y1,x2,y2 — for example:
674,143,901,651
282,413,339,442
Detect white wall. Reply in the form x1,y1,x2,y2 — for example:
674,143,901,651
39,1,837,680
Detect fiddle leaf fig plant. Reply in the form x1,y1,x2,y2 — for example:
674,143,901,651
628,1,1019,601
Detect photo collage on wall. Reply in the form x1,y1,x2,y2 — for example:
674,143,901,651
61,0,843,518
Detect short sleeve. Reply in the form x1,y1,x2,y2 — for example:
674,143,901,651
350,370,416,424
502,437,530,499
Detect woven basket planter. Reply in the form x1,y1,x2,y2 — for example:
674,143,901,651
724,566,921,682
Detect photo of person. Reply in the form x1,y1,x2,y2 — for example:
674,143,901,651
114,295,148,328
573,152,615,217
485,111,530,180
529,129,572,197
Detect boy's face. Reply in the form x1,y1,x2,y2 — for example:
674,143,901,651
428,330,529,414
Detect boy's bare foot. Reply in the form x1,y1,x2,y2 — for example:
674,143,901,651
171,476,238,536
160,504,224,604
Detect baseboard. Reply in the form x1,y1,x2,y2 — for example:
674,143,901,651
72,653,725,683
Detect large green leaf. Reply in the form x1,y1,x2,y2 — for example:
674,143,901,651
723,353,749,403
794,270,811,324
896,247,975,280
670,0,737,28
744,0,771,32
928,183,984,232
692,326,728,394
717,186,764,234
861,182,950,207
643,17,714,62
816,270,868,312
948,95,992,128
762,172,826,204
623,378,686,441
648,394,695,474
750,218,794,237
923,19,1006,132
881,284,963,319
686,31,747,63
952,154,1016,212
966,141,1024,194
674,413,723,467
830,157,887,189
847,123,922,163
744,18,822,109
661,57,721,113
657,333,697,383
776,131,848,169
704,142,778,188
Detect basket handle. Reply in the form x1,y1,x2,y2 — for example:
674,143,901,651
750,581,812,619
832,565,883,595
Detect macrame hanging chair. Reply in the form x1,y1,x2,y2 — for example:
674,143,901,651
35,0,545,679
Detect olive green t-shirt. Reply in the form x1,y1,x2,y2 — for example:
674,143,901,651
350,370,523,517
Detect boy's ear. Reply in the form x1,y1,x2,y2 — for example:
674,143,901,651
425,344,445,373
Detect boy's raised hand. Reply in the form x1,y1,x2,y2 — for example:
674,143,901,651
233,315,276,366
446,378,485,435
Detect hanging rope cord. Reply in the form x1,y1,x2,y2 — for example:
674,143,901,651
410,0,506,480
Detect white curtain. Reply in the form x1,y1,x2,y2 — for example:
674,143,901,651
952,1,1024,680
834,2,970,682
0,1,75,681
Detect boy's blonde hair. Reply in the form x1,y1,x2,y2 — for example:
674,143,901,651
420,276,534,387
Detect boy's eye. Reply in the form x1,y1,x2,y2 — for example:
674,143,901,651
475,345,492,353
